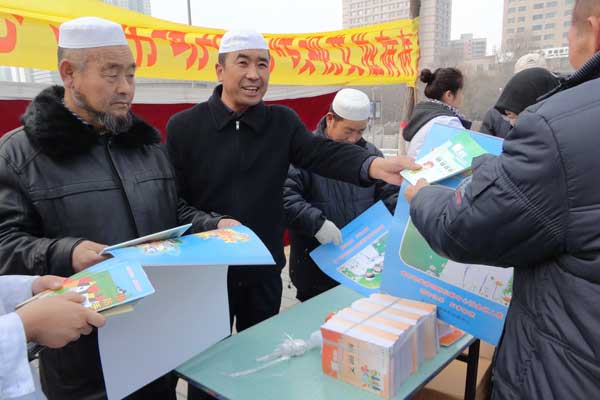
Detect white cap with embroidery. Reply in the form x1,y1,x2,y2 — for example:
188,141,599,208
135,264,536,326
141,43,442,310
331,89,371,121
218,30,268,53
58,16,127,49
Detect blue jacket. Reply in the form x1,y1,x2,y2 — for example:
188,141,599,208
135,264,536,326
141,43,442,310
410,68,600,399
283,117,398,296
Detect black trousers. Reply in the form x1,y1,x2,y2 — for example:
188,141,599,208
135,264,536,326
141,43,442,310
188,270,282,399
227,270,283,332
40,371,177,400
295,279,338,303
124,372,178,400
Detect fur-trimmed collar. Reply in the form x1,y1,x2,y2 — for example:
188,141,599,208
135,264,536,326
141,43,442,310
21,86,161,159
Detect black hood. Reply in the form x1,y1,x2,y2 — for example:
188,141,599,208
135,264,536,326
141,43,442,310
495,68,560,115
21,85,161,159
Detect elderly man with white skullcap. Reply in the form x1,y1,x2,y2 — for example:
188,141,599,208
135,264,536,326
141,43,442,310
166,30,417,349
283,88,399,302
0,16,217,400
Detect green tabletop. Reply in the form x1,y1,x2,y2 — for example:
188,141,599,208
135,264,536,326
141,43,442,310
177,285,475,400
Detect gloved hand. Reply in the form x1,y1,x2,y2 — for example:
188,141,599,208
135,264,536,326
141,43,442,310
314,220,342,246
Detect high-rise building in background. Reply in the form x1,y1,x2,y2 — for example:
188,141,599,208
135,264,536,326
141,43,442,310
450,33,487,60
342,0,453,68
502,0,574,67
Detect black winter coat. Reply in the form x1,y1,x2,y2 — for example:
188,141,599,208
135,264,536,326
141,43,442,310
0,86,215,399
410,68,600,399
166,86,374,278
283,117,398,296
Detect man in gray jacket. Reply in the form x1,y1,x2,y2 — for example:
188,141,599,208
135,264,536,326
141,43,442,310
0,17,217,400
404,1,600,398
284,89,398,301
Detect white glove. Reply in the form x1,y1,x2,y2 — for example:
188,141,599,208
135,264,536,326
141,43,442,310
315,220,342,246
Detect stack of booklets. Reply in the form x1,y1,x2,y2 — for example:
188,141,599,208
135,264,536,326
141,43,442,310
320,293,438,399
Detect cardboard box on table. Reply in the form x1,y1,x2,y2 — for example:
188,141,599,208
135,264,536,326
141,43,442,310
414,342,495,400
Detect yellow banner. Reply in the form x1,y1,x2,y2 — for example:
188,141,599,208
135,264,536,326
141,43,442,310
0,0,420,86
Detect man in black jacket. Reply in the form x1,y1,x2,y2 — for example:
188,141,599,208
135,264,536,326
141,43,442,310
283,89,398,301
167,30,417,337
0,17,216,400
404,1,600,398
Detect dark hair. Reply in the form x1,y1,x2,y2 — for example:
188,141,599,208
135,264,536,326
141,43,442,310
420,67,464,101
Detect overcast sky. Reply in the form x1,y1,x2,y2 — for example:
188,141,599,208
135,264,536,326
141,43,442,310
150,0,504,54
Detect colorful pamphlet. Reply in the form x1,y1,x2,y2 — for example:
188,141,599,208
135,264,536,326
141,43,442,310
309,201,393,296
16,259,154,314
104,225,274,266
400,130,488,185
99,223,192,255
97,225,274,400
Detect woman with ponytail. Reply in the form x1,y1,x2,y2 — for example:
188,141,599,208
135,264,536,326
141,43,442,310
403,67,470,158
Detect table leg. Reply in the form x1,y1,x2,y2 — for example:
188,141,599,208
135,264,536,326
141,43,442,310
463,339,480,400
188,382,221,399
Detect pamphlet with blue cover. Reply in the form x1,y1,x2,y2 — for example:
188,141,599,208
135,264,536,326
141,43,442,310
104,225,274,266
309,201,393,296
382,124,513,345
95,225,274,400
99,223,192,255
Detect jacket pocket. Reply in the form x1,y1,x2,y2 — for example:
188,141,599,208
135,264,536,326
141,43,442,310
462,155,500,201
30,180,121,237
134,169,175,183
30,179,118,201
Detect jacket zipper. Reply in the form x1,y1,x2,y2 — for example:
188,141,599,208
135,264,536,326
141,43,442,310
105,137,139,236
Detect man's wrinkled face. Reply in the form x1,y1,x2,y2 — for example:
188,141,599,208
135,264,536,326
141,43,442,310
215,49,270,113
67,45,136,132
325,113,368,144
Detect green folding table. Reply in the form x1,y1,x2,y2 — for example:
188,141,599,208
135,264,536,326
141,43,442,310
177,285,481,400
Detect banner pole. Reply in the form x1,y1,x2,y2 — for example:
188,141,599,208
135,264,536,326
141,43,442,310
398,0,421,156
